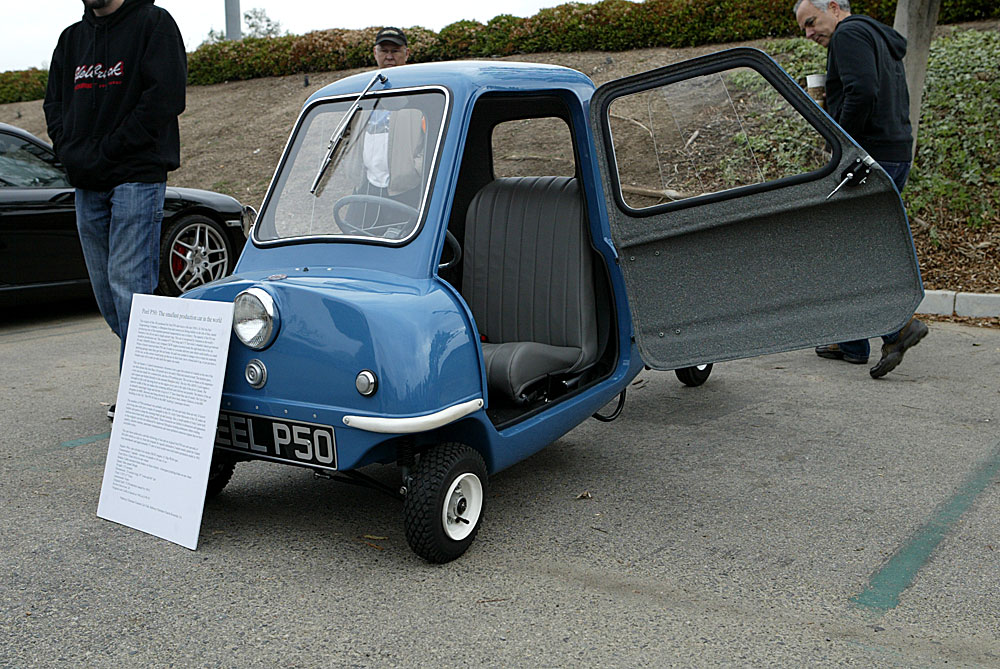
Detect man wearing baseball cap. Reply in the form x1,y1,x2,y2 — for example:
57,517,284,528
374,27,409,68
342,26,423,237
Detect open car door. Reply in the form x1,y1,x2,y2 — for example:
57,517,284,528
590,47,923,370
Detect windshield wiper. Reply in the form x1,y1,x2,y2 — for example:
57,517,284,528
310,71,388,195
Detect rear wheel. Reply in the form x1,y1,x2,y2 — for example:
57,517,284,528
675,363,713,387
159,215,234,296
403,443,487,563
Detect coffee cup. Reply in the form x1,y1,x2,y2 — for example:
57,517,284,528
806,73,827,108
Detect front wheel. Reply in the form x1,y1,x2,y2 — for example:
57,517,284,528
206,452,236,499
159,215,235,296
675,363,713,387
403,443,487,563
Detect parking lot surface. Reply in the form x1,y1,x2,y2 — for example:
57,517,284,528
2,303,998,667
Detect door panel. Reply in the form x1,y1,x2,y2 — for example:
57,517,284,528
0,130,84,288
0,188,83,287
590,48,922,370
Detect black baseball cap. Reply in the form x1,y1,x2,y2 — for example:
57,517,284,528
375,27,407,47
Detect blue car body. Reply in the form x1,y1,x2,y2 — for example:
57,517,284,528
184,50,922,560
190,61,645,475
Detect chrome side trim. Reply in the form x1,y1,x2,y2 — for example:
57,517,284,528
342,398,484,434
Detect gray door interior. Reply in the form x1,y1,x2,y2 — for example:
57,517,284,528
590,47,923,370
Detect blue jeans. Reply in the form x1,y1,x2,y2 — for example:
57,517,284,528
836,159,912,359
879,160,911,194
76,182,165,368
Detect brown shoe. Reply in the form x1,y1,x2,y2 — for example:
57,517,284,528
815,343,868,364
870,318,928,379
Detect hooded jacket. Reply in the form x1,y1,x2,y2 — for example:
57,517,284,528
826,15,912,162
43,0,186,191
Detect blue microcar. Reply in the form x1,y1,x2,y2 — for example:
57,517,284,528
184,48,922,562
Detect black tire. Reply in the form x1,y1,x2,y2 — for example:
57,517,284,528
206,451,236,499
675,363,713,387
158,214,235,296
403,443,488,563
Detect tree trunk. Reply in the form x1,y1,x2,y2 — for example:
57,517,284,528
893,0,943,159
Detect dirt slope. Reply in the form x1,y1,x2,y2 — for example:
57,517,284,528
3,28,996,293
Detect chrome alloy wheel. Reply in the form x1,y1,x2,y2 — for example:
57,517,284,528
169,219,231,293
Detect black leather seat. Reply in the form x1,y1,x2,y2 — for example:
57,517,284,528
462,176,598,402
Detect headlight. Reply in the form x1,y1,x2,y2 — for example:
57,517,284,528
233,287,278,350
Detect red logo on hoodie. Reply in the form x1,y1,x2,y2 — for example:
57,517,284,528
74,61,125,89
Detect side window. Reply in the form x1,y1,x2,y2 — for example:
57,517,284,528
607,66,829,209
0,133,71,188
491,117,576,178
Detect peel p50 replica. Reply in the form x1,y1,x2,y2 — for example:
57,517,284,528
185,48,922,562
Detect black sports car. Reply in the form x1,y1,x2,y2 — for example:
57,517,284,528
0,122,250,306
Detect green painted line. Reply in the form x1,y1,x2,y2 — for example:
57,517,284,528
852,442,1000,612
60,431,111,449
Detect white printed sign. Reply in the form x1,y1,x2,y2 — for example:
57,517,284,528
97,294,234,550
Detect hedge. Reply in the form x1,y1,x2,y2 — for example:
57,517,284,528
2,0,997,99
185,0,998,85
0,68,48,105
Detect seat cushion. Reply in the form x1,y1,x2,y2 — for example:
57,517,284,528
462,176,599,402
482,342,584,401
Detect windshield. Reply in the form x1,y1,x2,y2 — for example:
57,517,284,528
255,89,447,244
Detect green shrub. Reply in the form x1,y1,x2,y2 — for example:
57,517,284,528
0,68,48,104
288,29,360,73
663,0,795,45
188,34,297,84
296,27,379,71
517,3,596,53
401,26,441,64
589,0,662,50
853,0,996,25
6,0,997,95
482,14,528,56
426,20,489,60
907,28,1000,228
939,0,996,22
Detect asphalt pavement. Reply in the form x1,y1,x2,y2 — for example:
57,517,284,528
2,300,998,668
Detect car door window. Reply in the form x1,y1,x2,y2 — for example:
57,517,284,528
0,133,71,188
607,66,828,210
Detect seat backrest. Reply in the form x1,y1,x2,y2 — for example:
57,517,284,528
462,176,598,369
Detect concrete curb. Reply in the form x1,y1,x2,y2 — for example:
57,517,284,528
917,290,1000,318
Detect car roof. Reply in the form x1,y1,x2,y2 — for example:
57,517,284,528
0,122,49,148
306,60,597,106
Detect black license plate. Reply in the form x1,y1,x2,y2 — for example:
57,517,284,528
216,410,337,470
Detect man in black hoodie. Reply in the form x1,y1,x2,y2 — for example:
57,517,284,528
44,0,186,413
793,0,928,379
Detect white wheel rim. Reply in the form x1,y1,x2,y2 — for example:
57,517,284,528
441,472,483,541
696,364,709,371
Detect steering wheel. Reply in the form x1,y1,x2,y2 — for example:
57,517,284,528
440,230,462,271
333,194,419,236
